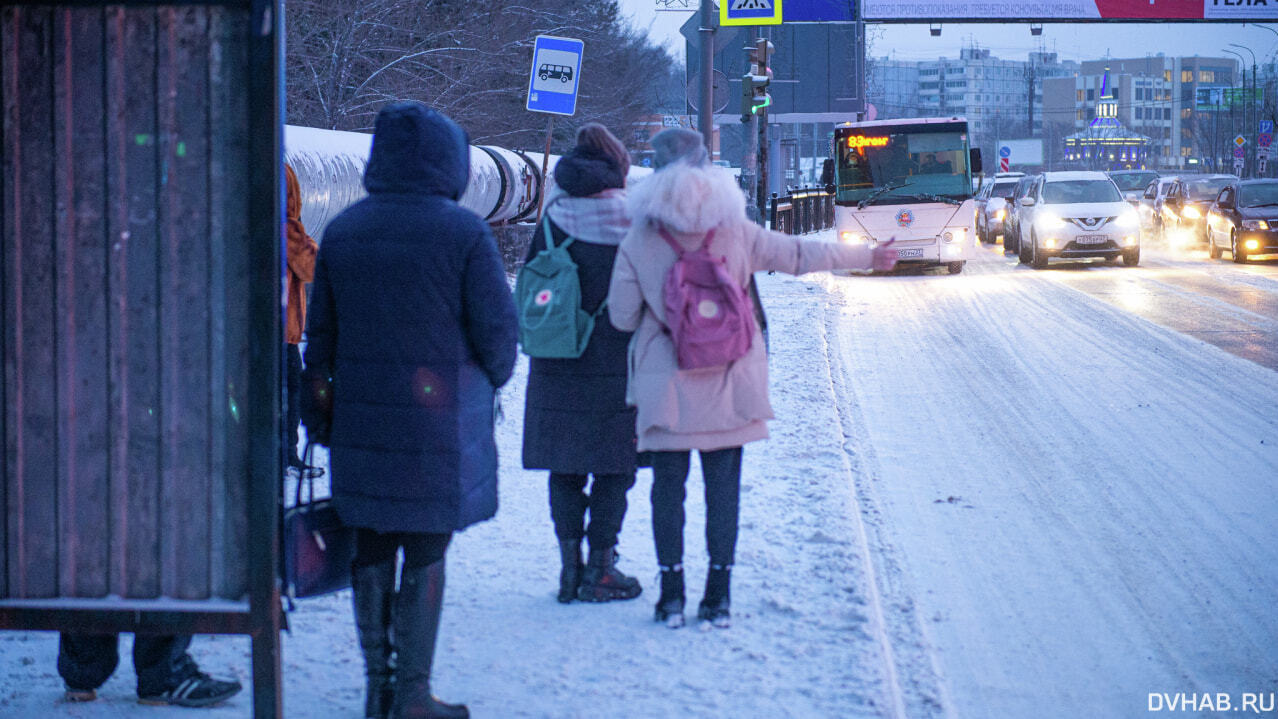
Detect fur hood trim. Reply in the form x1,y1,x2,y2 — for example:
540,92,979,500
626,162,745,234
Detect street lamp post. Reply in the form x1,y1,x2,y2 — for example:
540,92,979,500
1224,48,1251,176
1229,43,1258,176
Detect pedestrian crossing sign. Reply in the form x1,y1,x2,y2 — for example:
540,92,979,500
721,0,783,26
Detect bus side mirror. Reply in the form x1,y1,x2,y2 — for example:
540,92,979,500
820,158,834,187
969,148,982,174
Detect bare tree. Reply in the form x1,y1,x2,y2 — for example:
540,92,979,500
285,0,678,153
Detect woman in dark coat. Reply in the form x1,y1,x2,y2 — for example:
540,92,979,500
303,101,517,719
522,124,642,604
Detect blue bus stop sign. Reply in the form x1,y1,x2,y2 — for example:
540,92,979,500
527,35,584,116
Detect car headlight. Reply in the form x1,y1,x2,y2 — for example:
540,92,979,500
1180,205,1202,219
1117,209,1140,227
1242,219,1270,231
995,208,1006,221
1039,213,1067,229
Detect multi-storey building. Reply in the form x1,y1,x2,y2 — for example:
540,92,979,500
1042,55,1238,170
867,47,1078,169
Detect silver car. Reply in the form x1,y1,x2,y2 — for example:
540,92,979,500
976,173,1024,244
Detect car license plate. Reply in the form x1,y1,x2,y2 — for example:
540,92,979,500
1075,234,1109,244
898,248,926,258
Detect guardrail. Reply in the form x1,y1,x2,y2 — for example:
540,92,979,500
769,186,835,235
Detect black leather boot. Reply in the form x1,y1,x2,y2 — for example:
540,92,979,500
697,565,732,628
390,560,468,719
352,561,396,719
577,547,642,602
557,539,583,603
654,566,685,628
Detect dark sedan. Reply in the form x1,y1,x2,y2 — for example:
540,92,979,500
1161,174,1236,246
1205,179,1278,263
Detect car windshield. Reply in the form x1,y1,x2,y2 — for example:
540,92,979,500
1109,172,1158,191
1042,180,1121,204
1183,178,1232,201
992,180,1019,198
1237,183,1278,207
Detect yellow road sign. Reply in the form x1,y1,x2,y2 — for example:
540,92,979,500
721,0,783,26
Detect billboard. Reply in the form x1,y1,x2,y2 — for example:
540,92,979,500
1196,86,1264,110
998,139,1045,167
860,0,1278,21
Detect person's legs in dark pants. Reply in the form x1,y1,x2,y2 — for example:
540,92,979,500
392,532,466,719
698,447,743,625
548,473,588,602
577,472,640,602
353,529,402,719
649,451,691,625
58,633,120,700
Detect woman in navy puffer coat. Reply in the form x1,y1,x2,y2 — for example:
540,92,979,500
303,101,516,719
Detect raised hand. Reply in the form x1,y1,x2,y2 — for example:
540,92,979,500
872,238,898,272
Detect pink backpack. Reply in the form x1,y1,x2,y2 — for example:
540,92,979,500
657,226,755,370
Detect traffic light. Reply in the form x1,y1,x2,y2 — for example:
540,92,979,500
739,38,774,123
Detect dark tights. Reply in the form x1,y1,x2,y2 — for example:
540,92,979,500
352,529,452,570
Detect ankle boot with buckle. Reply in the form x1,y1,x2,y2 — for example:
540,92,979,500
577,547,642,602
390,560,468,719
353,561,397,719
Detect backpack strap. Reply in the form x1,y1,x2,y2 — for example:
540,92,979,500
541,210,575,252
698,227,717,252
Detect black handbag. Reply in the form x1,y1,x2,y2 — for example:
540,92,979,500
283,442,355,602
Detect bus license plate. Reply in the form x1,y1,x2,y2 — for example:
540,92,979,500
898,248,926,258
1075,234,1109,244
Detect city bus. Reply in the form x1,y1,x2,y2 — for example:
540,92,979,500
832,117,981,274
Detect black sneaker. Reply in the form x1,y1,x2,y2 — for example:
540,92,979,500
139,673,242,708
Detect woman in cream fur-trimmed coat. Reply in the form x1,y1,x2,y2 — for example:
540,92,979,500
606,127,896,628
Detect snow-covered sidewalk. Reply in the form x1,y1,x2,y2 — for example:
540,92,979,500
0,270,895,718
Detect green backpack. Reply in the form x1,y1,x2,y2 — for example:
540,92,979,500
515,218,607,359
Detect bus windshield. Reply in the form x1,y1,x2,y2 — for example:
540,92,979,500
835,127,969,205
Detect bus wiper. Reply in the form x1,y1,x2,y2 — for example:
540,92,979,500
857,180,909,210
896,192,962,206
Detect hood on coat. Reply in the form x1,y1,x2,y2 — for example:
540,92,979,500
626,162,745,235
554,147,626,197
364,101,470,199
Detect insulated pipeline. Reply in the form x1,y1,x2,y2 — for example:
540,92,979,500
284,124,650,240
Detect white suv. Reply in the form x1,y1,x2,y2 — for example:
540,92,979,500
1017,171,1140,268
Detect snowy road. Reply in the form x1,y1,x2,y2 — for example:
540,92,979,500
815,240,1278,718
2,237,1276,718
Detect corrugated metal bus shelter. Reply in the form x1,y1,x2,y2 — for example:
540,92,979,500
1,2,284,716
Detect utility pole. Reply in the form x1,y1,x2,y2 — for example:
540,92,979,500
1025,57,1037,137
757,33,771,223
698,0,716,156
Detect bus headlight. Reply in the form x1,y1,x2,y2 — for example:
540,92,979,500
941,228,966,244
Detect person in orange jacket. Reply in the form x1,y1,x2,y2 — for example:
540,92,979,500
285,164,322,476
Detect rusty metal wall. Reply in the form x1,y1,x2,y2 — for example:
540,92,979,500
1,5,255,603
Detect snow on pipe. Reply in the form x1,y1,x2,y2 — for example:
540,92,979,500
285,124,651,241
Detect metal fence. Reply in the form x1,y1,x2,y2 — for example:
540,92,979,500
1,3,283,716
769,185,835,235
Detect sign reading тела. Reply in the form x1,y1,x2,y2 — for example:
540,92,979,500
527,35,584,116
721,0,783,26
